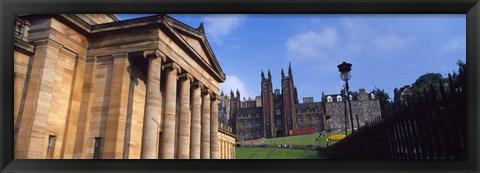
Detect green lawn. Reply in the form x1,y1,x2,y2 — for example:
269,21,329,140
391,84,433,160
244,130,352,148
235,148,322,159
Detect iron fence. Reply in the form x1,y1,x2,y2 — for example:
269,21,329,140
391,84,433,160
320,70,466,159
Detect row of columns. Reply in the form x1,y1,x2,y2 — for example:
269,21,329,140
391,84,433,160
140,50,219,159
219,139,235,159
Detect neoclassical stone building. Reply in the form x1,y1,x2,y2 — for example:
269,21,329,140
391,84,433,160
13,14,235,159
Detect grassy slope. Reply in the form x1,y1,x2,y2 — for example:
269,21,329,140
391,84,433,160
236,148,321,159
254,130,351,147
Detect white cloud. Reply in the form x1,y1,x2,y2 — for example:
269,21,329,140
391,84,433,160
202,14,247,45
442,36,466,53
285,26,338,60
286,17,413,64
373,34,411,51
220,75,254,99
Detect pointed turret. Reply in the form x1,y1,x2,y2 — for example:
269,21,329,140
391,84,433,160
281,68,285,78
288,62,292,76
236,89,240,98
268,70,271,80
220,91,224,96
261,70,265,80
230,89,234,98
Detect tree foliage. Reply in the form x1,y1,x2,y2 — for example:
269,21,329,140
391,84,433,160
371,87,392,115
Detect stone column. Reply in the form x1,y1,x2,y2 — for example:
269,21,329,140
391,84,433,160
159,62,180,159
210,95,219,159
73,57,96,159
61,54,86,159
177,73,194,159
189,82,202,159
103,53,131,159
141,50,164,159
227,141,230,159
15,39,61,159
200,89,211,159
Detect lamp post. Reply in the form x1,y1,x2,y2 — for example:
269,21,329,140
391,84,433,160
338,61,355,134
325,115,331,147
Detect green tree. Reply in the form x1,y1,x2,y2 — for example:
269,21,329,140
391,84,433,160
411,73,445,99
371,87,392,115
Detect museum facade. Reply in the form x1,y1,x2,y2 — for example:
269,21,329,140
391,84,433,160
13,14,235,159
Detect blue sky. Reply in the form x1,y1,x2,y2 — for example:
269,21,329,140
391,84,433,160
114,14,466,102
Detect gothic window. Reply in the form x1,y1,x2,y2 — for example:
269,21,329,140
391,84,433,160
359,102,362,106
349,95,353,100
327,96,333,102
247,121,253,127
297,117,303,124
336,95,342,102
256,120,261,127
276,109,281,115
307,116,313,123
353,101,357,106
368,108,371,113
359,108,363,113
371,93,376,99
240,121,245,128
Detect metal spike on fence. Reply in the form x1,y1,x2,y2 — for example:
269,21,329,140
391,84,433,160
448,73,454,96
411,95,416,110
439,78,446,100
423,87,428,106
429,84,436,103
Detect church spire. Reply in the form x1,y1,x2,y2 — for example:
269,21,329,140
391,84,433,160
288,62,292,76
267,70,271,79
261,70,265,80
281,68,285,78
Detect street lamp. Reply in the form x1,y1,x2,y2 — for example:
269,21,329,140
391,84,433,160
337,61,355,134
325,115,331,147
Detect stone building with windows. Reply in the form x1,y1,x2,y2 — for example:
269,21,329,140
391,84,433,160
13,14,235,159
221,64,326,140
322,88,382,131
294,97,324,131
218,64,382,140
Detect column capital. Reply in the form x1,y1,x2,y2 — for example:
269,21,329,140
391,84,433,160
191,82,204,90
143,49,167,62
112,52,128,59
86,56,97,63
162,62,181,73
32,39,63,49
178,73,194,82
202,88,212,96
210,94,219,101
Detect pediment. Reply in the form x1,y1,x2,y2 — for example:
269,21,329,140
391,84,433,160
161,16,225,82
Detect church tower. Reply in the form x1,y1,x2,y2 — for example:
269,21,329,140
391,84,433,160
261,70,276,138
230,89,240,134
281,63,298,135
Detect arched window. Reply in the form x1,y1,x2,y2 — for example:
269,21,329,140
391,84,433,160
336,95,342,102
349,95,353,100
371,93,376,99
327,96,333,102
